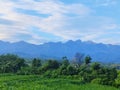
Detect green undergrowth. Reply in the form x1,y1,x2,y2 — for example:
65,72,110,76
0,75,119,90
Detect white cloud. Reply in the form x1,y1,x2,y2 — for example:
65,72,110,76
0,0,119,44
95,0,117,6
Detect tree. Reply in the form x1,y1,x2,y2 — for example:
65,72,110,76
57,57,71,75
91,62,101,70
32,58,41,68
42,60,60,71
62,56,70,67
84,56,91,65
0,54,26,73
66,65,77,75
31,58,41,74
12,58,25,72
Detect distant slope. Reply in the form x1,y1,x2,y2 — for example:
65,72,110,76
0,40,120,63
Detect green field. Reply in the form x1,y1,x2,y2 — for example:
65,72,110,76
0,75,119,90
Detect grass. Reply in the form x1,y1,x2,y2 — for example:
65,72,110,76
0,75,119,90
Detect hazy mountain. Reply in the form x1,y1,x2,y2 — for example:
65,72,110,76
0,40,120,63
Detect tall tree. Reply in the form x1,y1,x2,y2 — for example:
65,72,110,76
91,62,101,70
62,56,70,67
32,58,41,68
84,56,91,65
42,60,60,71
0,54,25,73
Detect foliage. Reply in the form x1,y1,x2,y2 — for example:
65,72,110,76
32,58,41,68
42,60,60,71
0,54,26,73
0,54,119,88
84,56,91,65
0,75,119,90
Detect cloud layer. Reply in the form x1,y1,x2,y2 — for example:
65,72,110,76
0,0,119,44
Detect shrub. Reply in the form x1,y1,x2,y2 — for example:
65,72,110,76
91,78,101,84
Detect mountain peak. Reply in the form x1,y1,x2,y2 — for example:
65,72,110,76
13,41,31,45
0,40,120,63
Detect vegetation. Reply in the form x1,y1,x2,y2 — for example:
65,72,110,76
0,54,120,89
0,75,119,90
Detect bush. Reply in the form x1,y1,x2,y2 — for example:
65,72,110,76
82,73,94,82
17,67,32,75
43,70,59,78
43,70,52,78
91,78,101,84
114,71,120,88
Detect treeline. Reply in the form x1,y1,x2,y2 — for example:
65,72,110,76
0,54,120,88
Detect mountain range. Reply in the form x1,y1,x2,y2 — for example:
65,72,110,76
0,40,120,63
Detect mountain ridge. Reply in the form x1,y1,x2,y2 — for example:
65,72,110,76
0,40,120,63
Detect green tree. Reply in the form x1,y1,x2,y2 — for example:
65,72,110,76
42,60,60,71
58,57,70,75
0,54,26,73
66,65,77,75
62,56,70,67
32,58,41,68
91,62,101,70
84,56,91,65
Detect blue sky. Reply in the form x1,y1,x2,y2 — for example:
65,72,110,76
0,0,120,44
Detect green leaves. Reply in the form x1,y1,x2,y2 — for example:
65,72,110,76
0,54,25,73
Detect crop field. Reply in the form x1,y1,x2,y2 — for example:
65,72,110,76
0,74,119,90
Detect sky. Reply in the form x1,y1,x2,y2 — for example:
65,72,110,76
0,0,120,44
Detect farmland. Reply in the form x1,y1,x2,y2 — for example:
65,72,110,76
0,75,119,90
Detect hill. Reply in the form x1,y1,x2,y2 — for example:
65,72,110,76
0,40,120,63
